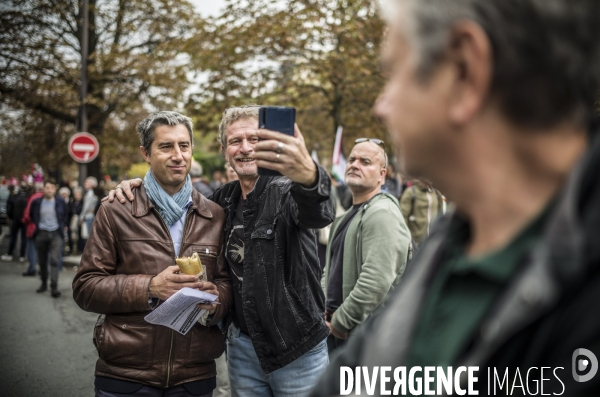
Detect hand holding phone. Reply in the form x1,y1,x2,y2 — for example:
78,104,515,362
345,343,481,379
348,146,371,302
254,107,318,188
257,106,296,176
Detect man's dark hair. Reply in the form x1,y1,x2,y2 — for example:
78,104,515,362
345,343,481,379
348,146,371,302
43,179,57,186
380,0,600,128
136,111,194,155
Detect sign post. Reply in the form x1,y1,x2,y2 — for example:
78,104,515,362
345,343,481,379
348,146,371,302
79,0,90,187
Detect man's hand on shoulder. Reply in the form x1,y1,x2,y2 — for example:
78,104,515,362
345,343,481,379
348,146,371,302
149,265,202,301
103,178,143,204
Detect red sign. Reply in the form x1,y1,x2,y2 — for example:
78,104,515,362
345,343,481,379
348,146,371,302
68,132,99,163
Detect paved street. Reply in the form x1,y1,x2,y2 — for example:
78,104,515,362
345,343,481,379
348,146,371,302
0,226,97,397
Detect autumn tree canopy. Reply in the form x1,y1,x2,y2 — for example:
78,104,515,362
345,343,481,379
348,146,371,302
0,0,199,179
186,0,387,164
1,0,388,180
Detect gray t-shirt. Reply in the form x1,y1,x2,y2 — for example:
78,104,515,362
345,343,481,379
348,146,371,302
39,198,59,231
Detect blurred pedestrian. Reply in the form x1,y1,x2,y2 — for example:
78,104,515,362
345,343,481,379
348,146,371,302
399,178,445,246
190,160,214,197
209,170,225,191
382,163,403,199
4,184,16,231
21,182,43,276
1,184,28,262
29,180,68,297
71,187,84,254
58,187,74,256
224,162,238,182
312,0,600,395
80,177,98,248
93,184,106,214
57,186,72,270
317,174,345,270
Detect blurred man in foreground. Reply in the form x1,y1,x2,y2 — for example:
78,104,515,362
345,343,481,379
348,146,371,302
312,0,600,395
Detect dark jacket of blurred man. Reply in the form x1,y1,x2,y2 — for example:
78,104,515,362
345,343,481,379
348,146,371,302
322,139,410,352
312,0,600,395
73,111,232,397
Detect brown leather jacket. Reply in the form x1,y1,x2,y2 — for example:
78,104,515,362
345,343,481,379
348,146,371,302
73,186,231,388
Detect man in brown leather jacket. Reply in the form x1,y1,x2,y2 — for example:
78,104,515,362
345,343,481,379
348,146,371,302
73,111,232,397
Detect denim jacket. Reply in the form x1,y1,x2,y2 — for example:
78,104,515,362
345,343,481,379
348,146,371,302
210,164,334,373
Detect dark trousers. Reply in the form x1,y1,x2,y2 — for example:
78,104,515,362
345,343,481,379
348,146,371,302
66,224,73,254
7,220,26,257
95,386,212,397
35,230,63,287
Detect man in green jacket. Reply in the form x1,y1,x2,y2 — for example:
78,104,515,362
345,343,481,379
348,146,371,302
322,138,411,352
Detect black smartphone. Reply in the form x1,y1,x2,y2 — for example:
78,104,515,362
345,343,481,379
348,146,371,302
257,106,296,177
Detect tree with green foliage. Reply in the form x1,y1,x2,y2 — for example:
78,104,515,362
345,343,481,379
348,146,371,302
186,0,387,162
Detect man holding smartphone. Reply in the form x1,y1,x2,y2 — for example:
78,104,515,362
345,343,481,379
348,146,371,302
109,105,334,396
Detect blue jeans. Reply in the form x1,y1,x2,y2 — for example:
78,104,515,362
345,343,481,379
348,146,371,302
227,325,328,397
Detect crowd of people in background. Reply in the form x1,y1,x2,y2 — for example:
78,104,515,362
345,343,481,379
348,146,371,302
0,175,106,285
1,159,445,279
0,160,245,278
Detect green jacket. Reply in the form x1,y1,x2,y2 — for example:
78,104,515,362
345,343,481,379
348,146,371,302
322,193,411,335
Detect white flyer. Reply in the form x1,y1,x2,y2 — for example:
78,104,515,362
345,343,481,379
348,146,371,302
144,287,219,335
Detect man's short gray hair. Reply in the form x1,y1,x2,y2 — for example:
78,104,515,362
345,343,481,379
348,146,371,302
137,111,194,154
218,105,260,148
379,0,600,128
189,160,203,178
85,176,98,188
58,187,71,197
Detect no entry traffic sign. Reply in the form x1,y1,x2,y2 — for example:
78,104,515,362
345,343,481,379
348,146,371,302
68,132,99,163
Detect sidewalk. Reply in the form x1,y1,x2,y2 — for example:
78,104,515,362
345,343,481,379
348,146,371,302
0,225,97,397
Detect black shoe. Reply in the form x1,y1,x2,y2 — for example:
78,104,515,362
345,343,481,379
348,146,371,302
36,284,47,293
51,289,61,298
22,271,36,277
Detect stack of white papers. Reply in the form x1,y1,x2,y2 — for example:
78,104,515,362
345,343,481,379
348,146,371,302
144,287,219,335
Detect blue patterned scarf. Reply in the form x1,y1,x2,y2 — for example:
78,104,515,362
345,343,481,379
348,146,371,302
144,170,193,226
